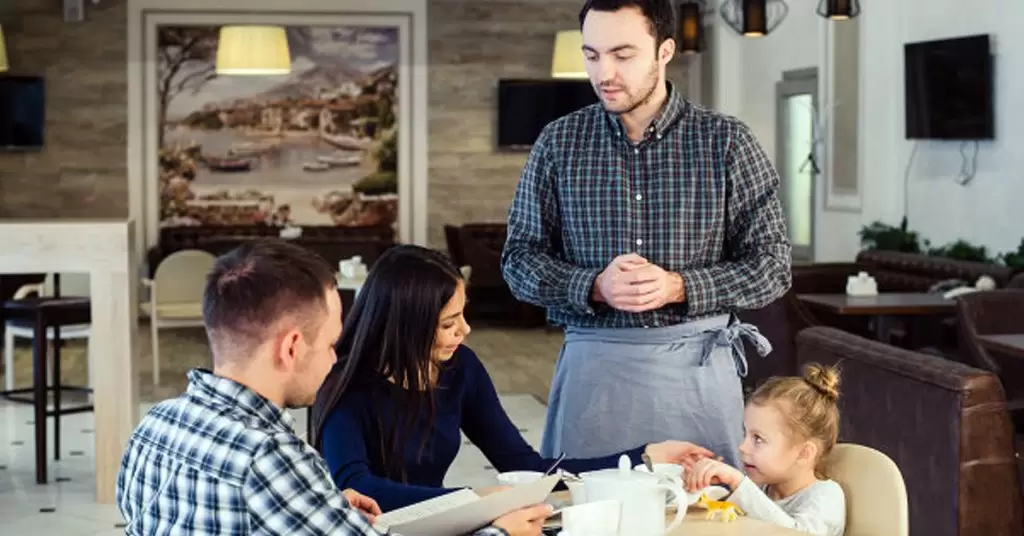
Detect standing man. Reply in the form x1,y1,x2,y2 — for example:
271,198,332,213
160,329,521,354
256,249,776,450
501,0,791,468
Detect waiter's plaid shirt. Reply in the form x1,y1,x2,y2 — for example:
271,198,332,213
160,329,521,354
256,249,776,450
116,369,507,536
501,84,792,329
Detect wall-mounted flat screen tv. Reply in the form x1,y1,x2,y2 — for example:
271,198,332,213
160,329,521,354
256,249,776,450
904,34,994,140
497,79,598,150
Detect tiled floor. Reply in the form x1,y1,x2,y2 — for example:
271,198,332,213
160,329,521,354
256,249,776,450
0,394,549,533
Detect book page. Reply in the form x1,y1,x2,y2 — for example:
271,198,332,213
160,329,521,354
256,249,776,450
374,489,480,530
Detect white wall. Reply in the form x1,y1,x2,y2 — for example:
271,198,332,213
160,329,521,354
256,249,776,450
867,0,1024,256
714,0,1023,261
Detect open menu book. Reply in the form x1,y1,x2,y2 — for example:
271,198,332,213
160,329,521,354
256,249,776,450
373,474,560,536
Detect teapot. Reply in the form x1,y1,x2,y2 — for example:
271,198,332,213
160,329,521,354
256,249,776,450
577,455,686,536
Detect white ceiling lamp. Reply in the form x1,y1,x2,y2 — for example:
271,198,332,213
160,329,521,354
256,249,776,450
0,25,8,72
551,30,588,79
215,25,291,76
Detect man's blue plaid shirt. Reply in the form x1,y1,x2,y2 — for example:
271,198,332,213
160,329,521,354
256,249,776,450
116,369,508,536
501,84,792,328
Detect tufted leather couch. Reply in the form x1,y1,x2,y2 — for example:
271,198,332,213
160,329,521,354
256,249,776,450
855,250,1015,290
739,252,1018,391
795,326,1023,536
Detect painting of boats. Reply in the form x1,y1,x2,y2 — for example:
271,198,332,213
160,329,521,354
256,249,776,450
156,25,400,228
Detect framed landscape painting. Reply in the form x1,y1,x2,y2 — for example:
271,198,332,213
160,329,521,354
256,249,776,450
127,0,428,255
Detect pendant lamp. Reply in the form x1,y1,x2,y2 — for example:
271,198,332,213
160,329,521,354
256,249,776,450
551,30,587,79
215,25,291,75
678,1,706,54
719,0,789,37
0,25,8,72
817,0,861,20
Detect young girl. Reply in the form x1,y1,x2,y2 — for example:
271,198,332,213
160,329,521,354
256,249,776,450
685,364,846,536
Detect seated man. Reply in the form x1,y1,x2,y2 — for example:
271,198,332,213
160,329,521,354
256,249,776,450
117,239,549,535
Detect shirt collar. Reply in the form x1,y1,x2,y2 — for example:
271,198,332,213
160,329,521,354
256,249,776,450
186,368,295,432
605,81,687,140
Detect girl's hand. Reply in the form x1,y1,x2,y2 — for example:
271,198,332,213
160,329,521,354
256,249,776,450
645,440,714,469
684,457,744,492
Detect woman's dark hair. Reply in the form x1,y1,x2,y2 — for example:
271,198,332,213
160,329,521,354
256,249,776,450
311,244,465,481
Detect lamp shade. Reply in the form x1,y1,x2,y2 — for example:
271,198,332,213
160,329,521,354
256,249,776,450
551,30,587,79
720,0,789,37
0,25,8,72
817,0,861,20
215,25,291,75
678,2,706,54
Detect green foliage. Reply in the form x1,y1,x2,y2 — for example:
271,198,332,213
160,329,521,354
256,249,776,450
997,239,1024,270
859,218,1023,269
375,130,397,173
857,217,923,253
353,171,397,196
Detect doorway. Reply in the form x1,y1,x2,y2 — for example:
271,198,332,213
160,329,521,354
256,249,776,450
776,69,819,262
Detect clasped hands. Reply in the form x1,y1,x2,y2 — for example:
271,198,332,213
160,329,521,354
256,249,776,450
591,253,685,312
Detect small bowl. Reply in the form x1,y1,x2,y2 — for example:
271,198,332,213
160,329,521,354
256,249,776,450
496,470,544,486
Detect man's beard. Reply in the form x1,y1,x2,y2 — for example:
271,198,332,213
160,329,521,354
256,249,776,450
598,60,661,115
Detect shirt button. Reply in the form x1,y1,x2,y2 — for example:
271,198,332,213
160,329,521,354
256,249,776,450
656,134,662,140
635,194,642,201
643,324,650,328
634,148,639,154
636,238,643,246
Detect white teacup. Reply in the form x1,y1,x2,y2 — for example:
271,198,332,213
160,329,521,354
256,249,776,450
559,499,621,536
496,470,544,487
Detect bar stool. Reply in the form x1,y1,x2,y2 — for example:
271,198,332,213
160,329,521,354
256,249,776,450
1,286,93,484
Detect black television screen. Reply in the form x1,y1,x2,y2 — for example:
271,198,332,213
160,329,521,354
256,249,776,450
0,75,45,149
904,34,994,140
497,79,599,149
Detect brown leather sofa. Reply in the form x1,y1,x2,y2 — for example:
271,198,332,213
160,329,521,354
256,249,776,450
443,223,546,327
738,251,1017,390
795,326,1023,536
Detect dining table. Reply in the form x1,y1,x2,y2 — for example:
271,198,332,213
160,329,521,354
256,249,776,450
977,333,1024,359
797,292,958,342
547,491,805,535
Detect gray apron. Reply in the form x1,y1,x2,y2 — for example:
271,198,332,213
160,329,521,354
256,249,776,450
539,314,772,469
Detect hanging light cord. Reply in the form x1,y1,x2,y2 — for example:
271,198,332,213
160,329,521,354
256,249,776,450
954,140,979,186
902,141,918,219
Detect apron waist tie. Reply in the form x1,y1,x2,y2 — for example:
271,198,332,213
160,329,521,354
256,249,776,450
699,314,773,378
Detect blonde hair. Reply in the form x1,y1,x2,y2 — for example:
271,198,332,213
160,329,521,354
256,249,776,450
748,363,841,478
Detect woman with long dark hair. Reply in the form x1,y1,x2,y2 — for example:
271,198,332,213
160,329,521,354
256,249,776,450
312,245,712,512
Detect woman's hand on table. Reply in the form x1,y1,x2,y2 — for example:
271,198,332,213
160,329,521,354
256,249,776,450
492,503,554,536
342,488,382,524
684,457,744,492
644,440,715,468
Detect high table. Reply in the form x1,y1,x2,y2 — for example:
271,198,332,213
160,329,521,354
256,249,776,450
0,220,139,503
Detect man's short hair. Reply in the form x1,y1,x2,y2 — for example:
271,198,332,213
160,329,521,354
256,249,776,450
202,239,336,357
578,0,676,46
